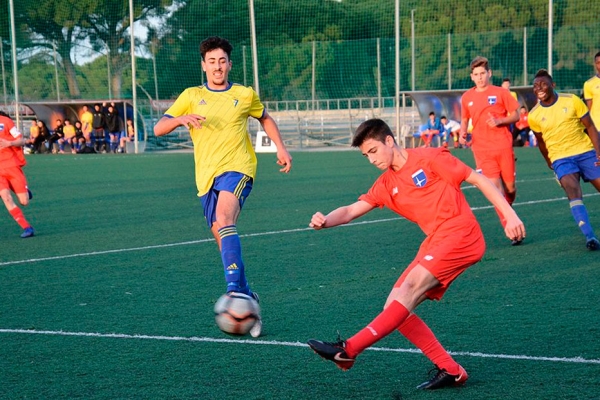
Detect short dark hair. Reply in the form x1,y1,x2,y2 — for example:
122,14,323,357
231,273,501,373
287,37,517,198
0,111,9,118
440,115,447,120
595,51,600,59
502,78,511,83
200,36,233,60
351,118,395,147
470,56,489,71
429,111,435,116
534,69,553,82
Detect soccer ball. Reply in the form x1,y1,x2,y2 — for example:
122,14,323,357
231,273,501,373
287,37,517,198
214,292,260,335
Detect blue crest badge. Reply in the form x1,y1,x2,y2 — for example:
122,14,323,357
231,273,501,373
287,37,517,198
411,169,427,188
0,123,4,131
488,96,497,105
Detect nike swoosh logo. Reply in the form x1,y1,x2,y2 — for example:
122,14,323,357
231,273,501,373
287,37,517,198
454,373,464,382
333,353,354,362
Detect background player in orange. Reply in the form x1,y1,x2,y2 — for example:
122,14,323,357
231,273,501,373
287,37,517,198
307,118,525,390
460,56,521,245
0,111,35,238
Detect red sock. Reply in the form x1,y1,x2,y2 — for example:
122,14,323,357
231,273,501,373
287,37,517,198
398,313,460,375
345,301,409,358
9,207,30,229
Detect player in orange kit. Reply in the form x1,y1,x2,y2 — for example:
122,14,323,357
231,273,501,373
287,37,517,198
460,56,521,245
0,111,34,238
307,118,525,390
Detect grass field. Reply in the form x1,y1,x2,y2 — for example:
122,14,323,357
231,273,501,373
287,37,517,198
1,148,599,399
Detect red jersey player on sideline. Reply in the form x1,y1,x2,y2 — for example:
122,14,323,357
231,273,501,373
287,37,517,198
0,111,34,238
306,118,525,390
460,56,521,245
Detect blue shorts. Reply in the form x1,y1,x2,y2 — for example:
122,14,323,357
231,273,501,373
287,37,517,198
552,150,600,182
199,172,253,228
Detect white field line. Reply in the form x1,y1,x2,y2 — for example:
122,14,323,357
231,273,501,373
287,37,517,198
0,328,598,365
1,192,599,268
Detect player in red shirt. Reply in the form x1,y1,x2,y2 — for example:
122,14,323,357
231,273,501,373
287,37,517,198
307,118,525,390
0,111,34,238
460,56,521,245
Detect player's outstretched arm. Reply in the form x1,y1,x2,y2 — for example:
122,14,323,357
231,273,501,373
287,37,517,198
154,114,205,137
309,200,374,230
258,111,292,173
465,170,526,242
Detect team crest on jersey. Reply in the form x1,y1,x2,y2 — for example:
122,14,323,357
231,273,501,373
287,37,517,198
0,123,4,131
487,96,497,105
198,99,206,105
233,99,239,107
411,169,427,188
562,107,568,114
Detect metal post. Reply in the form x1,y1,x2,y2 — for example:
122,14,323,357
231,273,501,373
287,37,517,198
242,45,247,87
377,38,381,111
523,27,528,86
106,44,112,100
395,0,401,143
151,40,159,101
548,0,553,76
52,41,60,101
249,0,260,96
129,0,138,153
311,41,316,112
411,9,415,92
9,0,20,128
447,33,452,90
0,38,7,107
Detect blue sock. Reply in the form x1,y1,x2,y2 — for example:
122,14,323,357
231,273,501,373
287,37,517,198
570,199,596,239
218,225,250,294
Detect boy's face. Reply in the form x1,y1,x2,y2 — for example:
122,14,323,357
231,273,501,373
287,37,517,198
470,66,491,89
533,77,554,103
202,48,232,90
358,136,394,171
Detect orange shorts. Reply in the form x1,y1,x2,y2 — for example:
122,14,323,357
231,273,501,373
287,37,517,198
0,166,28,194
473,147,516,183
393,220,485,301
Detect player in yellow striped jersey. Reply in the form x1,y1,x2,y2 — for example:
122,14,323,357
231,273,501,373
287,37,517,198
529,69,600,250
154,36,292,337
583,51,600,129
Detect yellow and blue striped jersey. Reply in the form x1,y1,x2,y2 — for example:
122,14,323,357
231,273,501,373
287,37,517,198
165,83,264,196
583,75,600,128
528,93,594,163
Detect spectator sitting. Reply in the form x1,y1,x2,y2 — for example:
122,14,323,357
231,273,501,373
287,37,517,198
440,115,461,148
47,118,64,153
421,111,444,147
92,103,107,153
118,118,135,153
25,119,40,153
32,120,50,154
104,103,121,153
512,106,530,146
58,119,76,153
73,121,87,153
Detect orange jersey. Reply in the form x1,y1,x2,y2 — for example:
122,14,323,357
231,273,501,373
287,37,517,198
0,115,26,168
359,148,476,237
461,85,520,152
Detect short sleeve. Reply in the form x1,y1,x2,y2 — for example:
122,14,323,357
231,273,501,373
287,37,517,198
164,89,192,118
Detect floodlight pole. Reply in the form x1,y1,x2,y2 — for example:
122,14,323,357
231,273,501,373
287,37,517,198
9,0,19,128
249,0,260,96
129,0,139,153
0,38,7,107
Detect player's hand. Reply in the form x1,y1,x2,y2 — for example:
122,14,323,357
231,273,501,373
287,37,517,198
276,149,292,173
458,132,467,145
504,214,526,243
309,212,327,230
180,114,205,130
486,113,501,127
